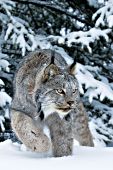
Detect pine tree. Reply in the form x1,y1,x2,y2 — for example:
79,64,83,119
0,0,113,146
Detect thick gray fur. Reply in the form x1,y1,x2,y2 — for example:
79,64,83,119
11,49,94,157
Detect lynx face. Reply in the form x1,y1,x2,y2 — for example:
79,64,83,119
34,53,79,119
35,68,80,119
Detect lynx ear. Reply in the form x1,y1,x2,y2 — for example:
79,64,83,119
68,57,76,75
42,53,60,82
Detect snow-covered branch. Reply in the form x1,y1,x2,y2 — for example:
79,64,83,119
5,22,37,56
76,63,113,103
89,99,113,146
0,91,12,131
0,0,37,56
92,0,113,27
0,0,15,11
48,28,111,53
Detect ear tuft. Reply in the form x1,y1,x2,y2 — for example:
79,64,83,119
50,50,55,64
69,57,76,75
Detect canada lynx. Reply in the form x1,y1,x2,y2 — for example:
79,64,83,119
11,49,94,157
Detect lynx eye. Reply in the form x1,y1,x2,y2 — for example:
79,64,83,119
56,89,65,95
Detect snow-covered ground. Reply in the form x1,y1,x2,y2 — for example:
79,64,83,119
0,140,112,170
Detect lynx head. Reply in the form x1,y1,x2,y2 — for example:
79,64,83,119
35,54,80,119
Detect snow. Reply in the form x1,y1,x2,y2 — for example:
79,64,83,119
0,115,5,132
89,99,113,143
3,1,37,56
0,0,15,9
107,15,113,28
0,52,9,59
0,91,12,131
5,21,37,56
0,140,112,170
49,28,111,53
0,59,10,72
0,79,4,86
92,0,113,28
0,0,113,156
35,34,52,50
87,0,98,8
76,63,113,102
0,91,12,107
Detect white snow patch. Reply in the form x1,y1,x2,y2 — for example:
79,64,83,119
0,59,10,72
49,28,111,53
92,0,113,28
0,140,112,170
0,115,5,131
87,0,98,8
0,91,12,107
0,79,5,86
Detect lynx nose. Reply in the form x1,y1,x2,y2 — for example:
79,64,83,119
67,101,74,106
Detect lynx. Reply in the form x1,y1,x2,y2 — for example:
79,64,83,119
11,49,94,157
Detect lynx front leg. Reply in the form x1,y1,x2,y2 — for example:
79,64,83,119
46,113,73,157
11,109,51,152
72,102,94,146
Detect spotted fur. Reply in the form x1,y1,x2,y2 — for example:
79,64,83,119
11,49,93,157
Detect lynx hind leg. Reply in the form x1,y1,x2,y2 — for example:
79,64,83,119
73,103,94,147
11,110,51,152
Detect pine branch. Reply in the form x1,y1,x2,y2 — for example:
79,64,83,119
27,3,39,29
0,71,13,82
11,0,94,27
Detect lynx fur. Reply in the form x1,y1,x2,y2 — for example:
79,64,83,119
11,49,94,157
